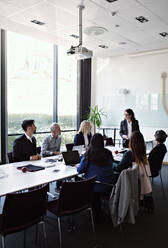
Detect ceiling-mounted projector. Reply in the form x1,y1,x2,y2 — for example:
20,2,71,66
67,45,93,59
67,4,93,60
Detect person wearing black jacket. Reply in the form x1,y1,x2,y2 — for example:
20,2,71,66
120,109,140,148
13,120,41,162
148,130,167,177
74,120,92,147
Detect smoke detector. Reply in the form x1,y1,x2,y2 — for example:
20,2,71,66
84,26,108,36
67,5,93,60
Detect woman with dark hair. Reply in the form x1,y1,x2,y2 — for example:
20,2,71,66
77,133,114,217
114,131,152,199
148,130,167,177
120,108,140,148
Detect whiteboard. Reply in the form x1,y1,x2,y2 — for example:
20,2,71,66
101,93,168,128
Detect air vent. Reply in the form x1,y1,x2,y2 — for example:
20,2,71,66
135,16,149,23
99,45,108,49
106,0,117,3
31,20,45,25
118,42,127,45
159,32,168,37
70,34,79,39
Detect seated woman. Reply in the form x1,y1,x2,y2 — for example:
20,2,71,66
77,133,115,217
74,120,92,147
148,130,167,177
114,131,152,199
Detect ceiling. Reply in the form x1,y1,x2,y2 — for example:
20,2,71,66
0,0,168,57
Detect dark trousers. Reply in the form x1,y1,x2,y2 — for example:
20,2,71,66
123,139,129,148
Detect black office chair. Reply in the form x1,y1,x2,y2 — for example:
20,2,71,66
0,184,48,248
7,152,13,163
65,143,74,151
47,176,96,248
36,146,41,155
149,152,166,195
104,137,115,146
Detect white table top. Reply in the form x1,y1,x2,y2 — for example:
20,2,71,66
0,156,78,197
106,146,151,161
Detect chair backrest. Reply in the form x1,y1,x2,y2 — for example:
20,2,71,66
36,146,41,155
65,143,74,151
2,184,48,232
149,151,166,177
56,176,96,215
104,137,114,146
7,152,13,163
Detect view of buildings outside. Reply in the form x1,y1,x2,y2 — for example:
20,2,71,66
7,31,77,151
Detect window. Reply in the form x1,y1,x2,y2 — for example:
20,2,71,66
57,46,77,146
7,32,77,152
7,31,53,151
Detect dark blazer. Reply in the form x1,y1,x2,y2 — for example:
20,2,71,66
113,150,134,173
77,149,114,192
148,143,167,177
13,134,37,162
74,132,92,146
119,119,140,147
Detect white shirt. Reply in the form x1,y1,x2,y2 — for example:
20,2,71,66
25,132,33,143
84,134,89,147
127,121,132,139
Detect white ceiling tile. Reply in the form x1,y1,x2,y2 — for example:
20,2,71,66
0,1,21,17
0,0,43,9
9,2,78,32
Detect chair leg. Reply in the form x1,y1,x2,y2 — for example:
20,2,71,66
58,217,62,248
88,208,95,233
35,224,38,244
42,221,47,248
1,236,5,248
160,172,165,196
24,229,26,248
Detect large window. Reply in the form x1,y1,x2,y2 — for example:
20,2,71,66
7,31,77,152
57,46,77,146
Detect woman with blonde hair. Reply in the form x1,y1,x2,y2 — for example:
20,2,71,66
74,120,92,147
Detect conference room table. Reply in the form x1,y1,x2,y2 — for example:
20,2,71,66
0,145,152,197
0,156,78,197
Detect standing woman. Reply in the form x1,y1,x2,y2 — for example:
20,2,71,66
74,120,92,147
120,109,140,148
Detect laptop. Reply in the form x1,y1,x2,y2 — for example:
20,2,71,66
62,150,80,166
65,143,74,151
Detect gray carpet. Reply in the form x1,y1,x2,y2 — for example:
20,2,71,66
1,165,168,248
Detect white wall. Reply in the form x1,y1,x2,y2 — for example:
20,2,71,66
92,52,168,162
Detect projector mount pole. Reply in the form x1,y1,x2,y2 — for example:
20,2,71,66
78,4,85,47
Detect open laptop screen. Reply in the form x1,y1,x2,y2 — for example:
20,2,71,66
62,151,80,166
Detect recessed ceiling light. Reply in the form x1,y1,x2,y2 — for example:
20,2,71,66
84,26,108,36
111,11,118,16
31,20,45,25
99,45,108,49
115,24,120,28
70,34,79,39
106,0,117,3
118,42,127,45
135,16,149,23
159,32,168,37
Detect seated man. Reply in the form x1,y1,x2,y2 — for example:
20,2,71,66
13,119,41,162
41,123,61,157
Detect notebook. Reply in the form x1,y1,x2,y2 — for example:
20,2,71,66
62,151,80,166
17,164,45,172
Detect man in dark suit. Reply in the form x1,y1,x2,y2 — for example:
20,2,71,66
13,120,41,162
120,109,140,148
